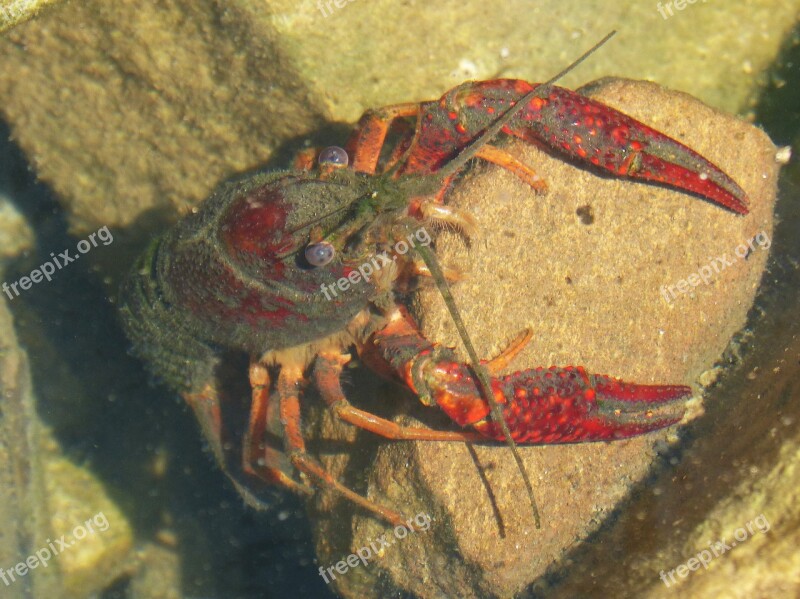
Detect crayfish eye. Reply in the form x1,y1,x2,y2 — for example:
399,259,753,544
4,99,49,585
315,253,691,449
304,241,335,267
318,146,349,168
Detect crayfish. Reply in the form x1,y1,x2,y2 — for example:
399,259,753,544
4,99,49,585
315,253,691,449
119,36,748,528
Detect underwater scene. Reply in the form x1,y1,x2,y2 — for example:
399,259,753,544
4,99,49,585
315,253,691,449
0,1,799,597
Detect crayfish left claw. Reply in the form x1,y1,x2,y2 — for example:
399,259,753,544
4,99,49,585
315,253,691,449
585,375,690,439
365,309,690,445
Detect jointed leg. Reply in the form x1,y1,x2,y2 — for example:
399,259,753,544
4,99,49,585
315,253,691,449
383,118,415,172
346,103,421,174
183,383,225,466
475,144,548,193
417,201,478,237
292,147,318,171
243,362,310,494
276,366,407,525
485,329,533,375
314,352,486,442
407,260,464,284
411,143,545,240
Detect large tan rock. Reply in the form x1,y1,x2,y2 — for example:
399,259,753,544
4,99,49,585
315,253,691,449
311,79,779,598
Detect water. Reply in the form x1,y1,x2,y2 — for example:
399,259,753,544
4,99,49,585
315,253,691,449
0,4,798,599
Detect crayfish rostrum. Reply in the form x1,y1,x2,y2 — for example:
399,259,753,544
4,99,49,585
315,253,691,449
119,71,748,525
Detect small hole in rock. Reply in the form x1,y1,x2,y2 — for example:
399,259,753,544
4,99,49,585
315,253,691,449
576,204,594,225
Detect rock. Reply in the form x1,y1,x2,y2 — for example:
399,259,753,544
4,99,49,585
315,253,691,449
42,449,134,598
544,127,800,598
0,296,134,598
312,79,778,598
0,0,61,34
0,194,33,264
0,297,44,599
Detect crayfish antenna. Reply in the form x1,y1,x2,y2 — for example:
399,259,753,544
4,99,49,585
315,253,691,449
410,30,619,531
413,242,542,529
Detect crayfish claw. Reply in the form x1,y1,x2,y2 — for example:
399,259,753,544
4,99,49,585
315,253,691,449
532,86,750,214
628,136,749,215
590,375,691,437
466,367,691,443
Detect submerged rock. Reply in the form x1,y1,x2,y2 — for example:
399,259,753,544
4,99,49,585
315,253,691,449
312,79,778,598
0,1,795,597
0,297,134,598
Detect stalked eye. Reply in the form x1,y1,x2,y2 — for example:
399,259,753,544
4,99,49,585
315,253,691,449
304,242,335,267
318,146,349,168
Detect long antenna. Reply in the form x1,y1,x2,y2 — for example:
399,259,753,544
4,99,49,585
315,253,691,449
415,243,541,528
415,30,617,529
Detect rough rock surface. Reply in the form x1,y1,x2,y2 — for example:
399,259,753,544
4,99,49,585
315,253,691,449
549,155,800,598
0,297,134,598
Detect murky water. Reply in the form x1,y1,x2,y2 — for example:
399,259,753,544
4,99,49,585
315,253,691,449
0,4,798,599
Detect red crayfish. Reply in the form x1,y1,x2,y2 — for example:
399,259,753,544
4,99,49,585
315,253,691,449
119,45,748,527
